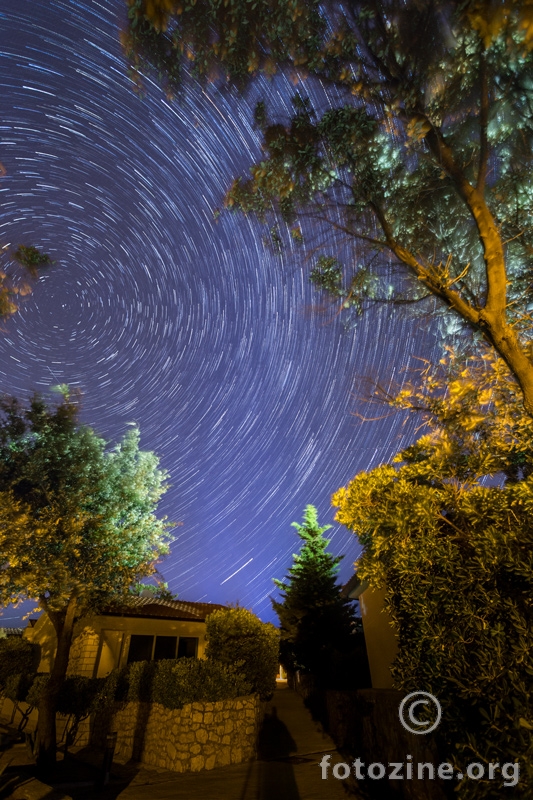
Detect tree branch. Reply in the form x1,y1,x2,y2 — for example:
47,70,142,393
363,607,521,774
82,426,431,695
477,52,489,192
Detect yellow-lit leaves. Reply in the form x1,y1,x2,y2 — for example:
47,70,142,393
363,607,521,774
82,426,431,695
406,115,431,143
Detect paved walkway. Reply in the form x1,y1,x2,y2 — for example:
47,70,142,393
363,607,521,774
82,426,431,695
117,684,357,800
0,686,361,799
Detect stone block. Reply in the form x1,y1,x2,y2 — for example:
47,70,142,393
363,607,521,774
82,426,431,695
231,747,242,763
196,728,208,744
190,755,205,772
217,748,231,767
167,742,177,760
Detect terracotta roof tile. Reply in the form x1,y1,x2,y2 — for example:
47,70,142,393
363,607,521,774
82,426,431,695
100,598,226,622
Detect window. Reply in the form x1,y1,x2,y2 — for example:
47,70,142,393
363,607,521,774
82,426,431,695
127,635,154,663
126,634,198,663
177,637,198,658
154,636,177,661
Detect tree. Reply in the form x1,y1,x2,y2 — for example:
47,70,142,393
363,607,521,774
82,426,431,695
0,161,52,321
333,366,533,799
205,606,279,700
0,244,52,321
124,0,533,412
272,505,356,684
0,393,172,771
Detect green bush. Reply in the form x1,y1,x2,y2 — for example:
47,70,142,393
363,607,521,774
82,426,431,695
335,459,533,798
24,674,49,708
4,672,34,702
206,607,279,700
56,676,103,718
0,637,36,690
105,657,251,710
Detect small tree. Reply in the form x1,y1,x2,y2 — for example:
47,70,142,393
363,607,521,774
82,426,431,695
0,393,172,771
205,607,279,700
272,506,357,685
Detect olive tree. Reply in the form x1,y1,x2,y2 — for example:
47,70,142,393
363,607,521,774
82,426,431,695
0,393,172,770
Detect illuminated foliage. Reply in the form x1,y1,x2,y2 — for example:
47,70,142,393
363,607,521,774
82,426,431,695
333,357,533,798
124,0,533,413
205,606,279,700
0,163,52,322
0,394,171,768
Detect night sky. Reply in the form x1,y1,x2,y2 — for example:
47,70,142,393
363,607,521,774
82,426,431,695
0,0,433,624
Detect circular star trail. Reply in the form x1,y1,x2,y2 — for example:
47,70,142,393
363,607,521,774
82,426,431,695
0,0,434,622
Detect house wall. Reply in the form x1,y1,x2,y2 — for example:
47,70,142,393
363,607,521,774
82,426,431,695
24,614,208,678
359,586,398,689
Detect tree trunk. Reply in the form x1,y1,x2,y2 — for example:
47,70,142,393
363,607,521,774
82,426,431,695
35,592,78,775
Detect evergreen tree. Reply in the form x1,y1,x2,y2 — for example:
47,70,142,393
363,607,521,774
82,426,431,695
272,505,356,683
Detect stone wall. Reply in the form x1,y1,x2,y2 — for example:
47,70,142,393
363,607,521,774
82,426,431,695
91,694,263,773
66,627,100,677
0,693,263,774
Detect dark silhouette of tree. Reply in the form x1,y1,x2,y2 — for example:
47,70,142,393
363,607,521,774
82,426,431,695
272,505,356,684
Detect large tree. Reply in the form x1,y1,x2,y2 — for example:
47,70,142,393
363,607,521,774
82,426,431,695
272,505,356,684
124,0,533,412
0,393,171,771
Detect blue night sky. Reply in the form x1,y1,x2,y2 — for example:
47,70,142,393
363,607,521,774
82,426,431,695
0,0,435,624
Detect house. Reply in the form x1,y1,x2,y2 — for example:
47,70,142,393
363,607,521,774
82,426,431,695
24,597,227,678
342,574,398,689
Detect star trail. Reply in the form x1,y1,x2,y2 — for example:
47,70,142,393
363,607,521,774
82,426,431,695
0,0,433,623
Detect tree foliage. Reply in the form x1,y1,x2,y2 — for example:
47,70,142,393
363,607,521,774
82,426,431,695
333,361,533,799
0,244,52,321
124,0,533,413
0,393,172,768
0,637,36,693
205,606,279,700
272,505,356,684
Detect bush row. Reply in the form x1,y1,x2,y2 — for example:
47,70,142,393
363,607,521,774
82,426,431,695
3,658,252,718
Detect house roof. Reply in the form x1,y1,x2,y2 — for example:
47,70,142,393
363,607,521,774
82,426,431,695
99,597,227,622
341,573,369,599
0,627,24,637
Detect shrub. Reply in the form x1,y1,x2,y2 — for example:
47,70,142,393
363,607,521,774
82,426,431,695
104,657,251,710
334,460,533,798
206,607,279,700
4,672,34,702
25,674,49,708
55,676,103,718
0,637,36,690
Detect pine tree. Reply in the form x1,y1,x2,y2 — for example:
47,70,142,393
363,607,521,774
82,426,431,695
272,505,356,683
